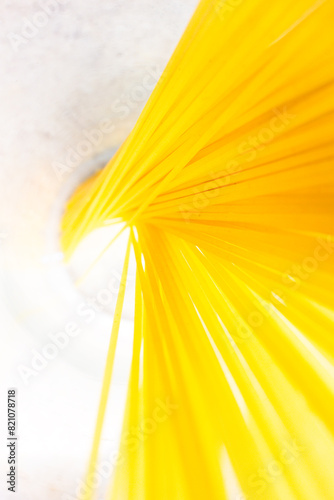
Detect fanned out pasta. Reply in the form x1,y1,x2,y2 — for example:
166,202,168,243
61,0,334,498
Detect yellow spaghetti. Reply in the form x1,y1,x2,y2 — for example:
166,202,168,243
61,0,334,498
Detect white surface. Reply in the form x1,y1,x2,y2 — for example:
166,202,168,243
0,1,198,498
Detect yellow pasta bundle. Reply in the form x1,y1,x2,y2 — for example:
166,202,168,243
61,0,334,498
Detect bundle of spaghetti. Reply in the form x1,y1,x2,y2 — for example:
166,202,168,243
61,0,334,499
